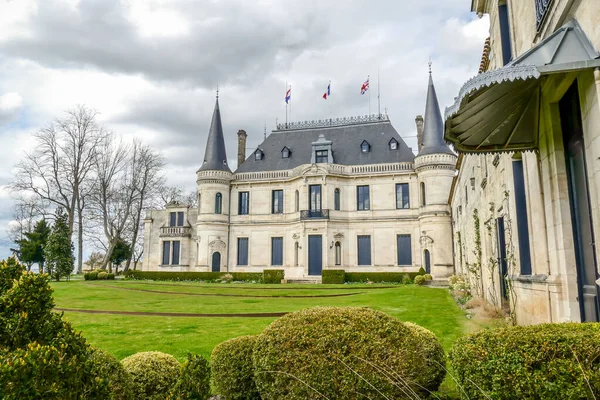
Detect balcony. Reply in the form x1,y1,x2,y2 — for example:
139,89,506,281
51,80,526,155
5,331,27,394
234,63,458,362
160,226,192,237
535,0,553,30
300,209,330,220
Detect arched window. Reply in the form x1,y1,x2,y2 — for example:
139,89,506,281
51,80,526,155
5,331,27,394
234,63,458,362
334,188,340,211
294,242,299,266
420,182,426,207
215,193,222,214
335,242,341,265
198,193,201,211
295,190,299,212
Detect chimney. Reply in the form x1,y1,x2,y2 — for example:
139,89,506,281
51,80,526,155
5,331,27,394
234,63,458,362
415,115,424,152
237,129,247,167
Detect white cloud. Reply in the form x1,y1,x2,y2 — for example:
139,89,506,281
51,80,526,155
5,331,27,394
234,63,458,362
126,0,190,38
0,92,22,111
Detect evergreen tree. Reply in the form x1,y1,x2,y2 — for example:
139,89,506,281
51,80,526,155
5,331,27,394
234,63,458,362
44,209,74,281
17,220,51,273
109,238,131,274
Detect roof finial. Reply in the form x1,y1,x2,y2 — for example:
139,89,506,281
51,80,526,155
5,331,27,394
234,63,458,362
216,82,219,99
428,58,432,75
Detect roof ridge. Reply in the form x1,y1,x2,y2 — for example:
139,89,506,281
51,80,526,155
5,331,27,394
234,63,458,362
275,114,390,132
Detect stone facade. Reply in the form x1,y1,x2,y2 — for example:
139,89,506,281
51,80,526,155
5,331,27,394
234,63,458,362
452,0,600,324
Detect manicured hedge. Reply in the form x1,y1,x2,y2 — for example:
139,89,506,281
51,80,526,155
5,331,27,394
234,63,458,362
172,353,211,400
88,348,134,400
449,323,600,399
122,351,181,400
263,269,284,284
322,269,345,284
344,272,421,283
211,335,260,400
252,307,446,399
125,270,263,282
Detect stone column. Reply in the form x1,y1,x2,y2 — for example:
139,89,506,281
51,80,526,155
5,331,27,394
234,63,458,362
415,115,424,152
237,129,247,168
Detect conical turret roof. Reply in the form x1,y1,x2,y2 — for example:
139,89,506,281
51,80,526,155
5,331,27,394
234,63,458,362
418,73,453,156
198,98,231,172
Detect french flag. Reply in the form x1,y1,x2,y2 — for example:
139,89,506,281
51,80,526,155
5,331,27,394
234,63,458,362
285,87,291,104
323,81,331,99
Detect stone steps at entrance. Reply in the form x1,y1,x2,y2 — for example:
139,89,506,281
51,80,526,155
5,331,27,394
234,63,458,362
286,277,322,284
428,279,449,288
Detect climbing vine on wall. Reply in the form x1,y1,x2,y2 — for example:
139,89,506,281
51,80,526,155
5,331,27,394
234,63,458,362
456,231,463,271
501,188,519,325
465,208,483,297
484,202,499,308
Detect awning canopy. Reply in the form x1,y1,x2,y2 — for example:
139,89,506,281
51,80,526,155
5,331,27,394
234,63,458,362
444,20,600,154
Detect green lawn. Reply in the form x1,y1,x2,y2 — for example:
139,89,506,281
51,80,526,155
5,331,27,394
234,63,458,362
52,280,472,362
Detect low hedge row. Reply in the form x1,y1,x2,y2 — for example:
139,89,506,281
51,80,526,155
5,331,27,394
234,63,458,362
125,270,263,282
344,272,422,283
322,269,345,284
449,323,600,399
263,269,284,284
84,271,115,280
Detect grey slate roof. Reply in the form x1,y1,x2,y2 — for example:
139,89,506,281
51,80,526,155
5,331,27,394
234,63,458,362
235,118,415,173
198,98,231,172
418,73,454,156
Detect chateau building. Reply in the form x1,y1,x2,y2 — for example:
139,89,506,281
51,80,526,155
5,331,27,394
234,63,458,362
447,0,600,324
142,76,457,279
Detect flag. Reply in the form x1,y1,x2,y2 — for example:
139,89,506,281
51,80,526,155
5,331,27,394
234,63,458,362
323,81,330,99
361,77,370,95
285,87,291,104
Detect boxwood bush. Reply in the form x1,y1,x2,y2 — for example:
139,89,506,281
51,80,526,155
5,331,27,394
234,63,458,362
344,272,420,283
171,353,211,400
263,269,284,284
211,335,260,400
449,323,600,399
322,269,345,284
125,270,263,282
414,275,426,285
253,307,446,399
88,348,134,400
122,351,181,400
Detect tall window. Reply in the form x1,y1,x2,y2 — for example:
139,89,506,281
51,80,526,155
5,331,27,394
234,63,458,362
238,192,250,215
215,193,222,214
315,150,328,163
498,1,512,65
172,241,180,265
512,159,532,275
271,237,283,266
335,242,341,265
309,185,321,211
420,183,426,206
357,185,370,211
162,241,170,265
397,235,412,265
237,238,249,266
272,190,283,214
357,235,371,265
162,240,180,265
334,188,341,211
294,242,299,266
396,183,410,209
169,212,184,227
295,190,299,212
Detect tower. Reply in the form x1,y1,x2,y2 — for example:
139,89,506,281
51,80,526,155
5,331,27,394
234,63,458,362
415,69,457,278
196,96,233,272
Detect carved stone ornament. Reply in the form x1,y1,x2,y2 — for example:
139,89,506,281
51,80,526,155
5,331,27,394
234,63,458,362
209,239,226,252
334,233,344,240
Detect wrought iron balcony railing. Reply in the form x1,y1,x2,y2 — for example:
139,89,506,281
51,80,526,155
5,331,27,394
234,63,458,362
160,226,192,237
535,0,553,30
300,209,330,220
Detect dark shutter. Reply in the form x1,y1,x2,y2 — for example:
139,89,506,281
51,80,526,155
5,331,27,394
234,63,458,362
397,235,412,265
237,238,249,266
271,237,283,265
169,212,176,227
172,241,180,265
512,160,532,275
334,189,340,210
357,235,371,265
162,241,170,265
177,212,184,226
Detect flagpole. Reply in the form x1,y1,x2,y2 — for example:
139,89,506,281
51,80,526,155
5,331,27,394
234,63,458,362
377,69,381,119
368,75,371,116
285,81,288,127
289,85,292,124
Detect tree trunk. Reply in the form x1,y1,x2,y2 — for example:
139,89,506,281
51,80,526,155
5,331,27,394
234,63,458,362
77,203,84,274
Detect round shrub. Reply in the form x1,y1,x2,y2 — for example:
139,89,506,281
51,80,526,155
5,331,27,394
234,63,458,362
89,348,134,400
211,335,260,400
98,272,108,280
88,271,98,280
449,323,600,399
122,351,181,400
172,353,211,400
107,273,116,280
253,307,446,399
401,273,412,284
414,275,426,285
423,274,433,281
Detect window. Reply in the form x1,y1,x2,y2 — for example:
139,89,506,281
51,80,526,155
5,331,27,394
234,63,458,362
361,140,370,153
238,192,250,215
162,241,170,265
254,150,263,160
281,147,290,158
396,183,410,209
215,193,222,214
169,212,184,227
272,190,283,214
294,242,299,266
335,242,341,265
315,150,328,163
172,241,180,265
357,235,371,265
498,1,512,65
397,235,412,265
389,138,398,150
512,159,532,275
162,240,180,265
334,188,341,211
309,185,322,211
357,185,370,211
420,182,426,207
295,190,299,212
237,238,249,266
271,237,283,266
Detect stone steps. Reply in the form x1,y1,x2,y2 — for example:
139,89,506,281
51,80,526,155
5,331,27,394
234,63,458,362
285,277,322,284
427,279,450,288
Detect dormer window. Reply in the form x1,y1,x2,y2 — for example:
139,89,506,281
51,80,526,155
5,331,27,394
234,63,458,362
281,146,291,159
315,150,328,163
389,138,399,150
254,149,263,161
361,140,371,153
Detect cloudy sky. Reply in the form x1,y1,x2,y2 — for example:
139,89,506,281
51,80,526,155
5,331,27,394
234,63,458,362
0,0,489,259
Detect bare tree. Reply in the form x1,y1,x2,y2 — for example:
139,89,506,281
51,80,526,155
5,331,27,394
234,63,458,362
157,185,197,208
11,105,107,273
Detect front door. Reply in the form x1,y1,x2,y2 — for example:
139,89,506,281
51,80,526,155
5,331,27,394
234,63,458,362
496,217,509,302
560,82,599,322
211,252,221,272
309,185,322,217
308,235,322,276
424,250,431,274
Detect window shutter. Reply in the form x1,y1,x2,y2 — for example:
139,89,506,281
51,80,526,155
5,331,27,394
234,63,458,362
271,237,283,266
172,241,180,265
397,235,412,265
357,235,371,265
162,241,171,265
237,238,249,266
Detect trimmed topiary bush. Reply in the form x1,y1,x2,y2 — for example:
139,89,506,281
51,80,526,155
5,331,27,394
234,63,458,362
88,271,98,280
211,335,260,400
418,266,426,275
263,269,284,284
253,307,446,399
107,273,115,280
88,348,134,400
122,351,181,400
414,275,426,285
172,353,211,400
423,273,433,281
344,272,421,283
322,269,345,284
449,323,600,399
98,272,108,280
125,270,263,282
